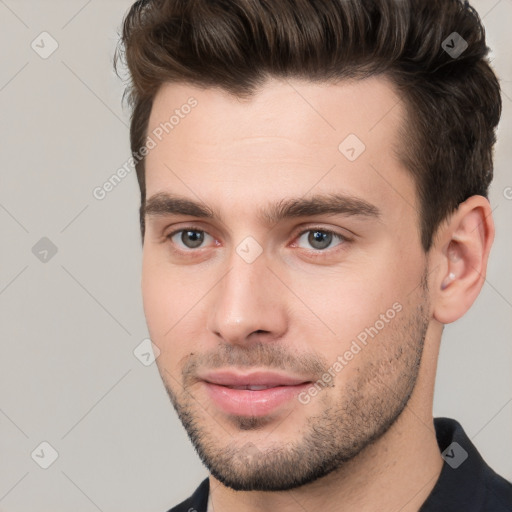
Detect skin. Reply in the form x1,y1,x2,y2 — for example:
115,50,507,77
141,77,494,512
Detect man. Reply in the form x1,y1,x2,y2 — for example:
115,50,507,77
115,0,512,510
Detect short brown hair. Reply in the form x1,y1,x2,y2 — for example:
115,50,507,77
114,0,501,251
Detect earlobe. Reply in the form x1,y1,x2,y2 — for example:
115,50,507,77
432,196,495,324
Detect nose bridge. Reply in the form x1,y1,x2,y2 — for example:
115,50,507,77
207,246,286,343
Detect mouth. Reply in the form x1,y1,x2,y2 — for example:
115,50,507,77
199,370,313,417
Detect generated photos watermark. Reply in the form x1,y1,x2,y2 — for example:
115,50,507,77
298,301,403,405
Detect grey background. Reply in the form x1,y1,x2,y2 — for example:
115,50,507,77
0,0,511,511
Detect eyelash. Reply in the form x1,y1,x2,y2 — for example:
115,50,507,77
165,226,351,257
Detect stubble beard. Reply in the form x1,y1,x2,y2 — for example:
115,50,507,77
160,281,430,491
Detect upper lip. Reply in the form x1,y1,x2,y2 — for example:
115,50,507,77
199,370,312,388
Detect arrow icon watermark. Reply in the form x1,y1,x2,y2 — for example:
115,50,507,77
338,133,366,162
442,32,468,59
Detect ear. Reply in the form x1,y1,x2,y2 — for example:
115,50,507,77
431,195,495,324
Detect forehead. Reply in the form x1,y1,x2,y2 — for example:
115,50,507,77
144,76,417,225
148,75,405,147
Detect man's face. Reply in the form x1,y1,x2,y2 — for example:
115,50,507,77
142,77,431,491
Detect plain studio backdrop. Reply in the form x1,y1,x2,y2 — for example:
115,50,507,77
0,1,511,511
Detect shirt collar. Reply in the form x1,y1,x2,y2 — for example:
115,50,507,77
419,417,489,511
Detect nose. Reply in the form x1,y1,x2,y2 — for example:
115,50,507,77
206,250,288,346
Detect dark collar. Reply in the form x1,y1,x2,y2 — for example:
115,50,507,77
420,417,512,511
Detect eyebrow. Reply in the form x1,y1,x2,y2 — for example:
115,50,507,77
144,191,380,225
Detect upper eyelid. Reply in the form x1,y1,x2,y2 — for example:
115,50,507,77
295,228,349,242
167,226,214,239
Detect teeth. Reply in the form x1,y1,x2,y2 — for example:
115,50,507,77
228,385,273,390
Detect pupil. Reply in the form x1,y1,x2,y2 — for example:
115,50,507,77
183,230,204,248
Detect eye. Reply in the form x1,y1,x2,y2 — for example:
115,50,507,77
167,228,214,250
295,228,348,251
166,226,350,254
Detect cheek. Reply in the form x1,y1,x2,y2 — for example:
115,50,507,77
141,255,190,341
142,266,186,377
141,257,166,334
141,253,213,368
297,253,418,355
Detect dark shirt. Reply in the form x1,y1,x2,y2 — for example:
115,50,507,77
167,417,512,511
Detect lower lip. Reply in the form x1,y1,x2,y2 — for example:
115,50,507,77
203,382,311,417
